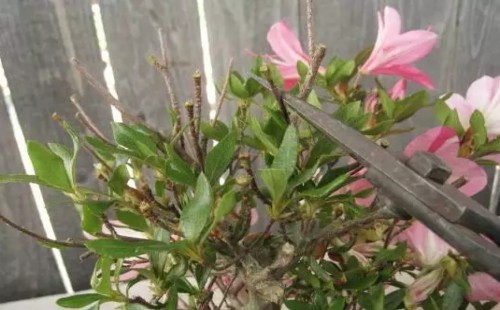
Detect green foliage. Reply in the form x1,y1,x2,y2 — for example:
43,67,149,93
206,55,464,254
180,173,213,242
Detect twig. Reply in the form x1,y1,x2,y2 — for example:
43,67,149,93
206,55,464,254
157,28,183,144
128,297,165,310
193,70,203,140
101,214,118,238
298,44,326,100
185,101,204,169
306,0,314,56
71,58,142,124
261,64,289,124
0,213,86,248
216,271,239,310
313,210,390,241
70,95,109,143
212,58,234,126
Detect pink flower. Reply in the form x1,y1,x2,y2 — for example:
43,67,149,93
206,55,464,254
365,79,407,112
404,126,487,196
265,21,317,90
467,272,500,302
446,75,500,136
407,269,444,304
360,7,437,89
394,221,455,266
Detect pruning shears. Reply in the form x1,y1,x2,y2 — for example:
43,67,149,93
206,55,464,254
252,76,500,281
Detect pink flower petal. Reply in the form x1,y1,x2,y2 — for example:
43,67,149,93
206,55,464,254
445,93,474,129
382,30,437,67
408,269,444,303
467,272,500,302
404,126,458,156
466,76,496,112
267,21,308,64
437,153,487,196
389,79,407,100
372,64,435,89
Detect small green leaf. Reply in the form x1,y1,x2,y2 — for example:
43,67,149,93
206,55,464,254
272,125,298,179
249,117,278,155
384,289,405,310
476,136,500,157
328,298,346,310
27,141,73,192
116,210,149,232
108,164,130,195
297,60,309,79
371,283,385,310
48,143,75,187
375,243,406,263
301,173,350,198
434,99,452,124
180,173,213,242
260,168,288,203
214,190,236,223
362,120,394,136
165,145,197,187
394,91,428,122
442,281,465,310
86,239,174,258
205,131,236,184
329,60,356,85
470,110,487,148
165,286,178,310
82,206,103,234
112,123,157,158
93,257,113,295
379,88,395,118
307,90,322,108
444,109,465,137
200,120,229,141
0,174,53,188
229,72,250,98
288,164,319,191
56,293,106,308
285,300,316,310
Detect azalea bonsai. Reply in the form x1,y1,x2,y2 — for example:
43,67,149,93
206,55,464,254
1,4,500,310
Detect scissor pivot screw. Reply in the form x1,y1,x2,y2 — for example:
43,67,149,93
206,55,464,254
407,151,452,184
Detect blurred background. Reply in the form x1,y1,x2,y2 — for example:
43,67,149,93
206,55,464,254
0,0,499,308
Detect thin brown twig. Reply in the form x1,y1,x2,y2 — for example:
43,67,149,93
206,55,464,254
185,101,204,169
71,58,142,124
261,64,289,124
128,297,165,310
212,58,234,126
216,271,239,310
306,0,314,56
70,95,110,143
193,70,203,140
0,213,86,248
298,44,326,100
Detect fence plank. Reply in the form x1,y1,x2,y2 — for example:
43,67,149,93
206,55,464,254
450,0,500,207
0,94,65,302
99,0,205,131
0,0,113,292
204,0,300,121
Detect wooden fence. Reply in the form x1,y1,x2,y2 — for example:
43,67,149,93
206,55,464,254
0,0,499,303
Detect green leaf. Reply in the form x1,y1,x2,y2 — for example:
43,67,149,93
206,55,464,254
272,125,298,179
82,205,103,234
470,110,487,148
328,298,346,310
200,120,229,141
214,190,237,223
165,145,197,187
379,88,395,118
108,164,130,195
205,131,236,184
329,59,356,85
384,289,405,310
306,133,337,168
301,173,350,198
307,90,322,108
27,141,73,192
116,210,149,232
442,281,465,310
288,164,319,191
56,293,106,308
229,72,250,98
249,117,278,155
362,120,394,136
394,91,428,122
297,60,309,79
0,174,53,188
112,123,157,158
48,143,76,187
260,168,288,203
285,300,317,310
444,109,465,137
86,239,173,258
375,243,406,263
434,99,452,124
371,284,385,310
165,286,178,310
180,173,213,242
476,136,500,157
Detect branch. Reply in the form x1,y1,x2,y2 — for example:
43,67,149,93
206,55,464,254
212,58,234,125
216,271,239,310
305,0,314,56
260,64,289,124
0,212,86,248
193,70,203,140
298,44,326,100
70,95,110,143
71,58,143,124
185,101,205,169
128,297,165,310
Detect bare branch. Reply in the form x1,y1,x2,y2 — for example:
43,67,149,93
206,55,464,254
70,95,110,143
306,0,315,56
260,64,289,124
185,101,204,169
212,58,234,125
298,44,326,100
193,70,203,139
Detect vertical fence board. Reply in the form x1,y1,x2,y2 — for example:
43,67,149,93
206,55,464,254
99,0,204,131
0,95,64,301
204,0,300,121
450,0,500,206
0,0,112,292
